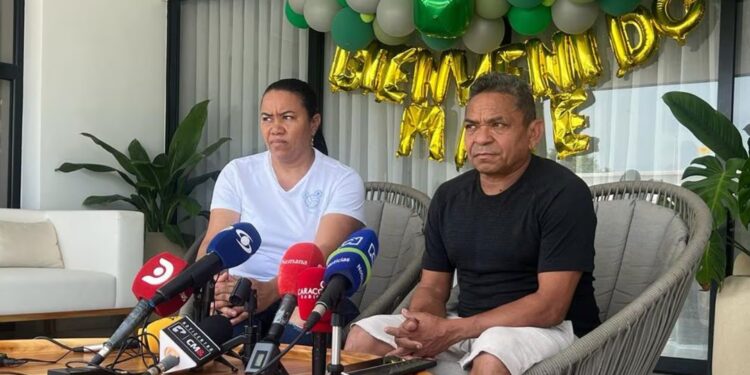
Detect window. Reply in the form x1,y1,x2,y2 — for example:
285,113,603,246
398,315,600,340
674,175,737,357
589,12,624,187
0,0,22,208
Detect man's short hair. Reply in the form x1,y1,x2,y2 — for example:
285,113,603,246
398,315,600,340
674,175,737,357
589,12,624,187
469,72,536,126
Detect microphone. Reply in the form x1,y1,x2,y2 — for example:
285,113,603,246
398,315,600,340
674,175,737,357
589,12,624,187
143,355,179,375
303,229,378,330
156,315,233,373
132,253,193,317
296,267,331,333
229,277,253,307
89,222,261,366
266,242,324,342
139,316,183,356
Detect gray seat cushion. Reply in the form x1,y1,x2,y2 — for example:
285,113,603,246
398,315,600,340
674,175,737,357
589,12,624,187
351,200,425,309
592,199,688,321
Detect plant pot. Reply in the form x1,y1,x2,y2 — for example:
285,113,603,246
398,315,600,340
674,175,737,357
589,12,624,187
144,231,186,262
713,254,750,375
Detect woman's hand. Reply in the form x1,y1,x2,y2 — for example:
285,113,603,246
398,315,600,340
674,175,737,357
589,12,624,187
249,277,281,313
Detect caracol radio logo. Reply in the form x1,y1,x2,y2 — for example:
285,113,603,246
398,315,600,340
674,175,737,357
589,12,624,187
142,258,174,286
235,229,254,254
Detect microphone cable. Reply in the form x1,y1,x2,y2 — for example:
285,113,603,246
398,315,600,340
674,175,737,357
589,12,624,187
249,325,310,375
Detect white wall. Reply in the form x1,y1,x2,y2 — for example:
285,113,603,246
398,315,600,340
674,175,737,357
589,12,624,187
22,0,167,209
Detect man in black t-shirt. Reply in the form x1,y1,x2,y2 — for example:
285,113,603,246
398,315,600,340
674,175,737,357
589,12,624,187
345,72,600,375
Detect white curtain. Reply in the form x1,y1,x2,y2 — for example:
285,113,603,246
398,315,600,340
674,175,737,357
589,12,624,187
179,0,724,361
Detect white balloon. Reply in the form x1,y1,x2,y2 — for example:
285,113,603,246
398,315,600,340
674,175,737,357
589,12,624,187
375,0,415,37
552,0,598,34
462,16,505,54
346,0,379,14
373,18,411,46
289,0,306,14
303,0,342,32
475,0,510,20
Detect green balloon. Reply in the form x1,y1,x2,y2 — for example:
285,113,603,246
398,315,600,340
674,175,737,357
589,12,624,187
337,0,348,6
285,1,309,29
599,0,639,16
332,7,375,51
421,33,458,51
507,5,551,35
508,0,542,8
413,0,474,39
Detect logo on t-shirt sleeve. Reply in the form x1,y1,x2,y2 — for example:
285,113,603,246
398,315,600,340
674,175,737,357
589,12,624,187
304,190,323,210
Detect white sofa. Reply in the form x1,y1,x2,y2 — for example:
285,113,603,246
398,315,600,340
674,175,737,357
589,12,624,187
0,209,143,318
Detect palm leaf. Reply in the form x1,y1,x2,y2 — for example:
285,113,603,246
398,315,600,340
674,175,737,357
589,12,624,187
128,139,151,162
81,133,138,175
663,92,747,160
696,230,727,290
163,224,187,249
184,171,221,195
56,163,136,187
739,159,750,227
682,156,742,229
83,194,134,207
168,100,209,173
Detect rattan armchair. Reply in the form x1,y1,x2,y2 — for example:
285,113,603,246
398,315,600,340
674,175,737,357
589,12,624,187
525,181,711,374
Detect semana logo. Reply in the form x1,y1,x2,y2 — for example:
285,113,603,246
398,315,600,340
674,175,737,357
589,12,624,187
142,258,175,286
235,229,254,254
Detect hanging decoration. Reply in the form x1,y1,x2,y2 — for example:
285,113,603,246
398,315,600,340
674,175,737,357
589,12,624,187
288,0,706,168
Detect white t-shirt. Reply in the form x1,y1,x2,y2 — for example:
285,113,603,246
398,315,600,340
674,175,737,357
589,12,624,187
210,149,366,281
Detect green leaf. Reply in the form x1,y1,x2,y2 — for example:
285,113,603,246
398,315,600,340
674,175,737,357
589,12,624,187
663,92,747,160
682,156,742,229
201,137,231,158
127,140,151,163
163,224,187,249
739,159,750,227
168,100,209,173
82,194,133,206
55,162,136,187
184,171,220,195
176,196,202,216
696,230,727,289
81,133,138,175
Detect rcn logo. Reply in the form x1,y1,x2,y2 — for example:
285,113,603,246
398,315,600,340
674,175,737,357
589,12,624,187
142,258,174,286
235,229,254,254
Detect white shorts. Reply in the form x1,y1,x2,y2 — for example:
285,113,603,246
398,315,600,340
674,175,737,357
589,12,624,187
352,314,575,375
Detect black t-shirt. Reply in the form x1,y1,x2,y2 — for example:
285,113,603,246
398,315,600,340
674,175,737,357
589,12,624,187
422,155,600,337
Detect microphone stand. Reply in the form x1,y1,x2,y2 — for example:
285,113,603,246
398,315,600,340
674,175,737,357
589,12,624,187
311,331,328,375
242,287,260,365
327,312,344,375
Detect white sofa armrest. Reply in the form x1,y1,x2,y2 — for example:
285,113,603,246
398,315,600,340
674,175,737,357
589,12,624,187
44,210,143,308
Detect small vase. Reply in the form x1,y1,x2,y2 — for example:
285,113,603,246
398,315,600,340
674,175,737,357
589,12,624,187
144,231,186,262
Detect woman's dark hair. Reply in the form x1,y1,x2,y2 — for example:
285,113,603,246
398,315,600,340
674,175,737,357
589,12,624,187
263,78,319,118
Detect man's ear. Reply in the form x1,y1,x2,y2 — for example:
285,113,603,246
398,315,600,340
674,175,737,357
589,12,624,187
528,118,544,150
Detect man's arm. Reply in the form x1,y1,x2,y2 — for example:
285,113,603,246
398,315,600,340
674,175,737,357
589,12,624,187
450,270,581,339
408,270,453,317
314,213,364,258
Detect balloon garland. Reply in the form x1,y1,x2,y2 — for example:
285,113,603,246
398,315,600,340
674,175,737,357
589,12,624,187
287,0,705,167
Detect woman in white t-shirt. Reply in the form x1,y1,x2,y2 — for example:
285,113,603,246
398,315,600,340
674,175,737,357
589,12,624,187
195,79,366,331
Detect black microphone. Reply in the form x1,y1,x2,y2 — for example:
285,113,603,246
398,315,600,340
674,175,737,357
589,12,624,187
88,222,261,366
229,277,253,307
304,229,378,331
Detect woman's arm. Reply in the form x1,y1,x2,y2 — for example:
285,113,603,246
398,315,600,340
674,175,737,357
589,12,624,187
196,208,241,260
314,213,365,258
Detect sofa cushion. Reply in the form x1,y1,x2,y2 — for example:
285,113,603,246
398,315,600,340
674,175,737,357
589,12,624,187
0,268,116,315
0,220,64,268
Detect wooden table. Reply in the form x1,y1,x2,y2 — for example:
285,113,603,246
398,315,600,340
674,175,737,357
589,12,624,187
0,338,380,374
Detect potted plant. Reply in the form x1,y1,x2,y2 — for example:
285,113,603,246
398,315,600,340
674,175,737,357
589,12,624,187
56,100,229,254
662,91,750,288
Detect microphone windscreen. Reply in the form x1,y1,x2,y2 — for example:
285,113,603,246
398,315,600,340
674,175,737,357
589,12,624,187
277,243,325,296
296,267,332,333
207,222,261,268
198,315,233,346
324,228,379,296
132,252,193,316
139,316,182,355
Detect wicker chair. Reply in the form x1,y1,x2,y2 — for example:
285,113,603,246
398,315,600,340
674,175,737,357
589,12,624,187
392,180,711,374
527,181,711,374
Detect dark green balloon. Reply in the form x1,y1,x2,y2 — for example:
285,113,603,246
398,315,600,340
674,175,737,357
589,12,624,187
332,7,375,51
599,0,640,16
337,0,348,7
507,5,551,35
413,0,474,39
421,33,458,51
507,0,542,8
285,1,309,29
